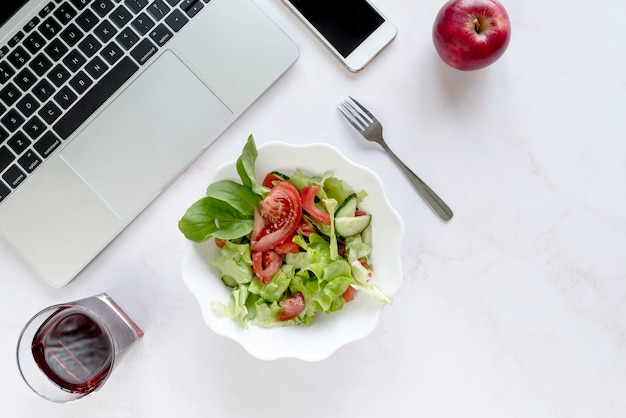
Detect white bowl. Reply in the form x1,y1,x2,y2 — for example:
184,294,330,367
182,142,404,361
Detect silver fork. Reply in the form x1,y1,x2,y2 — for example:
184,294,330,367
339,97,453,221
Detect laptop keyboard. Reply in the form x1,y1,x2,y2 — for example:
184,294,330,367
0,0,210,204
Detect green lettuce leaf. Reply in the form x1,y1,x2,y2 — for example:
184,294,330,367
211,241,253,285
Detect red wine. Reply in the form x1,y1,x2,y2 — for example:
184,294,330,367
31,308,114,394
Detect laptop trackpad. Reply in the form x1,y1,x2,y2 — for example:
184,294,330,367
60,51,233,220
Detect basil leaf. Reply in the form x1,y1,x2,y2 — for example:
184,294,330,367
205,180,260,217
178,197,220,242
178,196,254,242
236,135,263,195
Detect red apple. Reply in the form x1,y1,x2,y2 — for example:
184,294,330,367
432,0,511,71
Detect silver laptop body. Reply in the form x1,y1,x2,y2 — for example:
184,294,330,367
0,0,299,287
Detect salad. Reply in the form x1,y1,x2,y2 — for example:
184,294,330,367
179,136,391,327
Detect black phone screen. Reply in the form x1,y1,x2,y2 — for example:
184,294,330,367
1,0,28,26
287,0,384,57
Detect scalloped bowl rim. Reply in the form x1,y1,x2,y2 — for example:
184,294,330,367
182,142,404,361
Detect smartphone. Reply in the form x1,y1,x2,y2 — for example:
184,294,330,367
282,0,397,72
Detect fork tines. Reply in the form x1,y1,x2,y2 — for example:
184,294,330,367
338,96,374,131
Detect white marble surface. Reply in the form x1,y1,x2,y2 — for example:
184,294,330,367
2,0,625,416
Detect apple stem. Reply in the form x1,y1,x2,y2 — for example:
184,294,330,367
473,17,481,33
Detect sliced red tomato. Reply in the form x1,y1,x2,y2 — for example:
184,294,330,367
342,285,355,302
301,185,331,225
274,240,300,254
251,181,302,252
262,172,283,189
252,250,284,284
297,218,316,237
277,292,305,321
359,258,372,275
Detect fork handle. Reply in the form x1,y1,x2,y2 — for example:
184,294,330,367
379,140,453,221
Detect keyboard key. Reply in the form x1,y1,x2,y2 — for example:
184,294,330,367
44,38,69,61
183,0,203,18
150,24,173,47
14,68,38,91
30,53,54,76
0,84,22,107
24,16,41,33
101,42,123,65
130,38,157,65
116,27,140,50
54,2,78,25
180,0,202,11
2,164,26,189
0,146,15,172
53,56,138,139
78,34,103,57
164,0,180,6
92,0,115,17
8,46,30,70
165,9,188,32
125,0,149,14
70,0,92,10
34,131,62,158
111,5,133,28
0,62,16,84
8,132,31,154
0,46,8,60
85,56,109,79
0,182,10,202
1,109,25,132
132,12,155,35
94,20,118,43
63,49,87,72
0,127,8,143
39,16,63,40
76,9,100,31
16,94,41,117
54,86,78,109
32,79,56,101
69,71,93,94
39,2,57,18
39,101,63,124
147,0,170,21
60,23,85,47
9,31,25,48
24,116,47,139
48,64,72,87
23,32,47,54
18,149,43,173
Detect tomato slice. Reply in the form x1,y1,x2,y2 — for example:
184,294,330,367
274,240,300,254
342,285,356,302
252,250,284,284
251,182,302,252
297,218,316,237
277,292,305,321
262,172,282,189
301,185,331,225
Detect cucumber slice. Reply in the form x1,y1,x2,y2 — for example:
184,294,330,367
221,275,238,288
335,215,371,237
335,193,358,218
271,170,290,181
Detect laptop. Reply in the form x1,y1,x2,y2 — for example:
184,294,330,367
0,0,299,287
